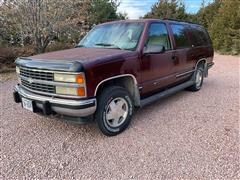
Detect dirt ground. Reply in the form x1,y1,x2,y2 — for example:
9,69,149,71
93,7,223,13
0,53,239,179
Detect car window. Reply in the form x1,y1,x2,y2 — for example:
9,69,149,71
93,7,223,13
146,23,171,50
190,26,211,47
170,24,189,48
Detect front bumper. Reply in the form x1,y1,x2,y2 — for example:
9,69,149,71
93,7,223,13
13,84,97,117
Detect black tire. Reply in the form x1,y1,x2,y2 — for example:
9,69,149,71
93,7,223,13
187,64,204,91
95,86,134,136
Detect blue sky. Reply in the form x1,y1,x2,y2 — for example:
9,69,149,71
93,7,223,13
117,0,213,19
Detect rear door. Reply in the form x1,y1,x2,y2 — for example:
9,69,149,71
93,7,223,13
169,23,194,81
140,22,180,96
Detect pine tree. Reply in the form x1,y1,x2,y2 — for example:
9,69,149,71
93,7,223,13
196,0,222,28
144,0,188,21
210,0,240,54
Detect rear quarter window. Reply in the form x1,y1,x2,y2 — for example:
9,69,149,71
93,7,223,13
189,26,211,47
170,24,190,49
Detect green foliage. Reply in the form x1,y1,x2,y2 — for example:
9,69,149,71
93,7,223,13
209,0,240,55
89,0,126,25
194,0,240,54
144,0,188,20
195,0,222,28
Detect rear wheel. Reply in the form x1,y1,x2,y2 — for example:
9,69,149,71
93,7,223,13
95,86,134,136
188,65,204,91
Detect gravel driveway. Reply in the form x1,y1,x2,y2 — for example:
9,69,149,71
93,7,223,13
0,53,239,179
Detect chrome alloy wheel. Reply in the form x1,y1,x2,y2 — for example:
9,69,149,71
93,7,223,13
196,69,203,87
105,97,129,128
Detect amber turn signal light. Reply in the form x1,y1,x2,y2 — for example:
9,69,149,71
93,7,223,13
77,87,85,96
76,74,85,84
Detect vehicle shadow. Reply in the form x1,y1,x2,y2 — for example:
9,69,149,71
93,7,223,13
134,90,190,119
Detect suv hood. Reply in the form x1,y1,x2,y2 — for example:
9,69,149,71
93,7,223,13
29,48,135,64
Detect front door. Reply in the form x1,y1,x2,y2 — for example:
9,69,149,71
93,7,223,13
140,22,179,96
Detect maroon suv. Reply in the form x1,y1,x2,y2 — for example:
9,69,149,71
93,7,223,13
13,19,214,136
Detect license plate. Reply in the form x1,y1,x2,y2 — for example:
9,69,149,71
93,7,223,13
22,97,33,112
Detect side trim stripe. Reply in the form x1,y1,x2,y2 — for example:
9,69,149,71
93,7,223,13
176,69,195,78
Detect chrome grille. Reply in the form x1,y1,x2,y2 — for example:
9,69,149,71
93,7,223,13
20,67,53,81
21,79,55,93
19,66,55,94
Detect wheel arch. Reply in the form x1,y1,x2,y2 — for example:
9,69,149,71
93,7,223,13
195,58,208,77
94,74,141,107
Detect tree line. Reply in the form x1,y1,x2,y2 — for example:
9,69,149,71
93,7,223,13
0,0,239,56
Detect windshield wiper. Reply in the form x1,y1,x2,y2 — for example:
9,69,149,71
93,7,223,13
95,43,123,50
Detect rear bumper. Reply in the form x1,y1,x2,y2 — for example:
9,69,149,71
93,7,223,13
204,62,214,77
13,84,97,117
207,62,214,69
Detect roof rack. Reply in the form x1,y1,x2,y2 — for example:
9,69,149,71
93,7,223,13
162,18,201,26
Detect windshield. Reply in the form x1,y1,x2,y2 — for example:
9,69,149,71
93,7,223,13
78,22,145,50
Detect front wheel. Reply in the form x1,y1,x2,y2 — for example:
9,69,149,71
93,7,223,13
95,86,134,136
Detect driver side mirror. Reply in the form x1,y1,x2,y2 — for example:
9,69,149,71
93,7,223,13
143,45,165,54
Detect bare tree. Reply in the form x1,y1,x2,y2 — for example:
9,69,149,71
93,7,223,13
0,0,91,53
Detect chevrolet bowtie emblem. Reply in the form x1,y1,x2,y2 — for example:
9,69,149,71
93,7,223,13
28,78,33,84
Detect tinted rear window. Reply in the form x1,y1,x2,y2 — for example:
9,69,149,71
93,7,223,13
190,26,211,47
170,24,189,48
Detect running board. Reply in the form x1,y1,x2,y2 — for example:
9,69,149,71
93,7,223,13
140,80,195,107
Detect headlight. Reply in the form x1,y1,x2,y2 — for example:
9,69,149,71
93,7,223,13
54,73,85,84
16,66,20,74
54,73,86,96
56,87,86,96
